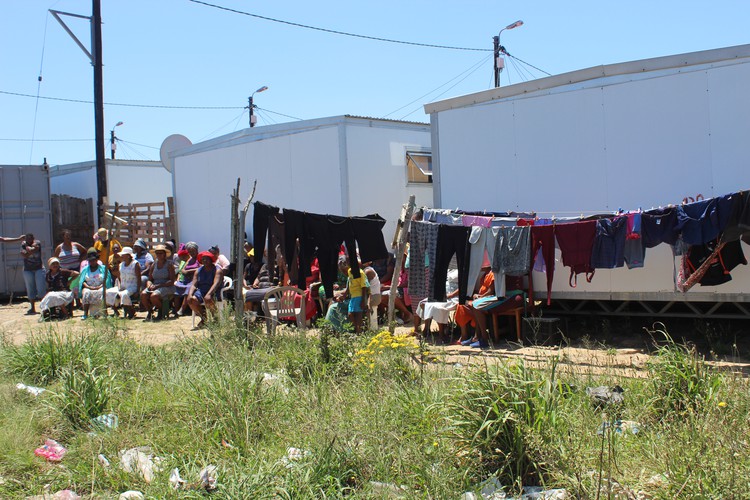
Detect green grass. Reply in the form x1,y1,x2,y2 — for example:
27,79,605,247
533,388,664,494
0,318,748,498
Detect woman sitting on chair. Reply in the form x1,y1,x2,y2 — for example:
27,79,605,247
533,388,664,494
39,257,78,319
78,248,112,319
140,244,176,321
187,251,223,328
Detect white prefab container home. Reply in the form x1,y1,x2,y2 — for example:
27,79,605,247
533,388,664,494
49,159,173,208
168,115,432,254
425,44,750,318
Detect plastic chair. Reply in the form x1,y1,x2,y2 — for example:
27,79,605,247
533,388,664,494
262,286,306,335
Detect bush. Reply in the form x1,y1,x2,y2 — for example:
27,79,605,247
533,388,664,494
55,357,116,429
440,361,563,490
1,330,110,385
646,328,723,420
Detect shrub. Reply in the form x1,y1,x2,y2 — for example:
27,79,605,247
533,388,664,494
440,361,562,490
55,357,116,429
1,330,110,385
646,328,723,420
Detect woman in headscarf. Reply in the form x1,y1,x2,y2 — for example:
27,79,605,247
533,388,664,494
78,248,112,319
140,244,176,321
187,251,222,328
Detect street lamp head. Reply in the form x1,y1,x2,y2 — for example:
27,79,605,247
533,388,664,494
505,20,523,30
255,86,269,94
115,121,124,127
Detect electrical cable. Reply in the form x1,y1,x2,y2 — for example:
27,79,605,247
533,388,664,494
399,54,490,120
0,138,92,142
383,53,490,118
198,109,247,141
118,139,159,150
29,12,51,164
116,139,154,161
255,107,303,121
188,0,490,52
0,89,243,109
506,53,551,76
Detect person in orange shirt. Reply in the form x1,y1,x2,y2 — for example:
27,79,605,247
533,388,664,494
454,258,495,348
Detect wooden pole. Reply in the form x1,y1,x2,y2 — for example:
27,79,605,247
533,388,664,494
100,202,118,316
388,195,416,333
233,179,257,328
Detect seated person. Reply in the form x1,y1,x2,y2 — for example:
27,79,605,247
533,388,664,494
209,245,231,272
140,244,176,321
133,238,154,286
243,259,274,312
187,251,223,328
416,268,459,342
379,261,413,325
107,242,122,282
78,248,112,319
455,260,495,348
174,242,200,314
39,257,78,319
105,247,141,319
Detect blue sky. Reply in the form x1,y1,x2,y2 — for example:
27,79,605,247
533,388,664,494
2,0,749,166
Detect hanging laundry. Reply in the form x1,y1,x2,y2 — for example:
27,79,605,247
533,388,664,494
641,207,680,248
408,221,438,301
591,217,627,269
494,226,532,277
676,198,721,245
686,238,747,286
530,225,556,305
720,191,750,243
555,220,597,287
433,225,470,304
466,226,500,298
253,201,279,263
623,213,645,269
461,215,493,228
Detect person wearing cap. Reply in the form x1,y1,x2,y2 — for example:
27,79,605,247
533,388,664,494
78,248,112,319
93,228,121,269
105,247,141,319
132,238,154,285
39,257,78,319
20,233,46,315
187,251,223,328
140,244,176,321
208,245,230,272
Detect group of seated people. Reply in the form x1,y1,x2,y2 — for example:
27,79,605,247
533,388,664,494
39,228,230,328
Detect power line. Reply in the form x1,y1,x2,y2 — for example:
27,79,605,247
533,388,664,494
118,139,159,150
0,89,243,110
506,52,551,76
188,0,490,52
255,107,303,121
29,12,51,164
0,137,93,142
384,54,490,118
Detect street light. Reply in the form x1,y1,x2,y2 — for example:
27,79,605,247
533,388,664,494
493,20,524,88
110,121,124,159
248,86,269,127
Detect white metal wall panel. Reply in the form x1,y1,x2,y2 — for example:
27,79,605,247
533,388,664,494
345,123,432,240
602,71,713,207
707,63,750,194
49,168,96,202
106,164,173,205
173,127,342,253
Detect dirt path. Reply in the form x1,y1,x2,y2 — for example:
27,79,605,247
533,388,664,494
2,300,748,378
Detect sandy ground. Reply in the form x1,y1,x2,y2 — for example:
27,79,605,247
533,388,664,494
2,300,748,378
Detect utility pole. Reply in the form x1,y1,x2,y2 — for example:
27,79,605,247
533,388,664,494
248,96,255,127
92,0,107,214
493,35,501,88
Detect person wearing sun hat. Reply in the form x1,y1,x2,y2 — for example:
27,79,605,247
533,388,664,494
186,250,222,328
140,243,176,321
105,246,141,319
93,228,121,269
39,256,78,319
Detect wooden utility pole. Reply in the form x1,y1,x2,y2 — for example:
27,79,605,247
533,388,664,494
92,0,106,216
388,195,416,333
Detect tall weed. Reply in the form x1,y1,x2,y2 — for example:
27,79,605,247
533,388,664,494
55,357,116,429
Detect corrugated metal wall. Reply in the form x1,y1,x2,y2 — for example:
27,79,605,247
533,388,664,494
0,165,53,296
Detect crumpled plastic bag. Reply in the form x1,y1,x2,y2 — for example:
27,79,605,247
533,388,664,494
16,383,45,396
26,490,80,500
198,465,218,491
92,413,118,430
280,447,311,468
118,492,144,500
119,447,162,483
34,439,67,462
169,468,186,490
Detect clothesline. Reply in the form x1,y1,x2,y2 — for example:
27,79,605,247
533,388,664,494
410,188,749,307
